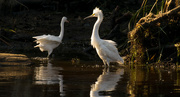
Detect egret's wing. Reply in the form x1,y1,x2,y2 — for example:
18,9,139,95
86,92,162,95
102,40,118,54
34,38,60,52
103,40,124,63
33,35,48,39
103,40,117,46
36,39,60,45
97,40,123,62
96,40,115,57
33,35,62,43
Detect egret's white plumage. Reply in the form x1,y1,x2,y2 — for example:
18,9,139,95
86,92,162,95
33,17,68,57
85,7,124,66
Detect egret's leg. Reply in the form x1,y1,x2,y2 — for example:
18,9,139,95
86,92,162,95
106,67,110,72
104,61,108,68
47,50,52,58
107,62,110,67
103,60,106,66
47,55,49,58
103,68,107,74
104,66,110,73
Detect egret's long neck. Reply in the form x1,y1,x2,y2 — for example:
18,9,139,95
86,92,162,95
59,20,65,40
91,13,103,41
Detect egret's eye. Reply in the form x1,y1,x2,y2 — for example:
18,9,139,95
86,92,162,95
92,14,95,16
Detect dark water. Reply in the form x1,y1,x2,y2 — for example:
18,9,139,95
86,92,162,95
0,58,180,97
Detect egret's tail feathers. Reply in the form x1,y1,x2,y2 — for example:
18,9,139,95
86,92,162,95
33,40,39,43
33,40,37,42
34,40,41,44
34,45,39,48
117,61,125,67
34,45,44,52
117,57,124,65
117,60,124,64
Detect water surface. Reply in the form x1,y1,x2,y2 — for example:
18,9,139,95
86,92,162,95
0,58,180,97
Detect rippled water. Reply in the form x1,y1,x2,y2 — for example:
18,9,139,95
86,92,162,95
0,58,180,97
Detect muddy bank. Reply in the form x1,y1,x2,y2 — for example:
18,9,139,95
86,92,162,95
0,53,31,66
128,5,180,65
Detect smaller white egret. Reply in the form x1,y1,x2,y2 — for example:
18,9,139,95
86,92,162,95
84,7,124,66
33,16,68,57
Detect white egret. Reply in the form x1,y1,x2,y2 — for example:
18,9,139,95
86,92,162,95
33,16,68,57
84,7,124,66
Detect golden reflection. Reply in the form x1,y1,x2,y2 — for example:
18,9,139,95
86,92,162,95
34,61,65,96
127,66,148,96
34,62,63,84
127,66,180,96
90,67,124,97
0,67,31,80
0,53,31,65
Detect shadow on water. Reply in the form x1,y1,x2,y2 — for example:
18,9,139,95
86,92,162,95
1,57,180,97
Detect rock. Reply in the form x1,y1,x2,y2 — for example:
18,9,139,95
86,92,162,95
0,53,31,66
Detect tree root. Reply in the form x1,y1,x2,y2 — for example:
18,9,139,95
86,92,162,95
129,6,180,64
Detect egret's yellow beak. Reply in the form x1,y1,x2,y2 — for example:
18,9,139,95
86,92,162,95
65,20,69,23
84,14,95,20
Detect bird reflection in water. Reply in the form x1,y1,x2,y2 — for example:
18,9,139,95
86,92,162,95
90,67,124,97
34,61,65,96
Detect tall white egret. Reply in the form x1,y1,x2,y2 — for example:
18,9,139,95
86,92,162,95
84,7,124,66
33,17,68,57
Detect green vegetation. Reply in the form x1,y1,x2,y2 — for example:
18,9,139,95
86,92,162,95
129,0,180,65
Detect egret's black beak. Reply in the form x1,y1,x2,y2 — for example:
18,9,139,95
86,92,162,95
65,20,69,23
84,14,95,20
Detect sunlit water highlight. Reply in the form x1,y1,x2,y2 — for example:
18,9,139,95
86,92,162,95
0,58,180,97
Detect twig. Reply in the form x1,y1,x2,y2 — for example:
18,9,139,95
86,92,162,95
0,38,11,46
130,6,180,38
147,45,175,52
14,0,29,11
149,0,158,14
